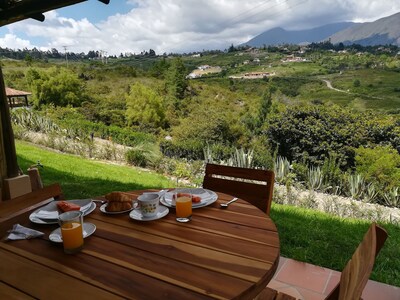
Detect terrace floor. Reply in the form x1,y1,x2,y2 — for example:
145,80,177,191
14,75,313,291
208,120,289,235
266,257,400,300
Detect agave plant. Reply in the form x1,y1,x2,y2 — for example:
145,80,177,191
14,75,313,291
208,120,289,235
383,187,399,208
307,166,324,191
362,183,379,204
230,148,254,168
347,173,365,200
203,144,214,164
274,156,291,184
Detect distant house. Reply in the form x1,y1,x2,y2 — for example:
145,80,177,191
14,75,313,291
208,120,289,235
229,71,276,80
5,87,31,107
198,65,210,70
281,55,308,63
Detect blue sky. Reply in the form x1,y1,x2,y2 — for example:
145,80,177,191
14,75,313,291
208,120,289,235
1,0,399,55
57,1,134,23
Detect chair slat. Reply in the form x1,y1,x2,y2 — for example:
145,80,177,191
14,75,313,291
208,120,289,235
326,223,388,300
203,163,274,215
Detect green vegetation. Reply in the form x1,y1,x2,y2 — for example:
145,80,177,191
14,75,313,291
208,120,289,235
7,45,400,207
271,204,400,286
16,141,172,199
16,141,400,287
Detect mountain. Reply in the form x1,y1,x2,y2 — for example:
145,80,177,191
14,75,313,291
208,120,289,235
328,12,400,46
244,22,354,47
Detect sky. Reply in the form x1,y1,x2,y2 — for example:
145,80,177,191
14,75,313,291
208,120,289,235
1,0,400,56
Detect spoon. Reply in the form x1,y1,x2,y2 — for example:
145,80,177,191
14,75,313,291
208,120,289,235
220,197,238,208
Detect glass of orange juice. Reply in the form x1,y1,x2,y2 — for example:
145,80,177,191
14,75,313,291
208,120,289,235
59,211,84,254
175,191,192,223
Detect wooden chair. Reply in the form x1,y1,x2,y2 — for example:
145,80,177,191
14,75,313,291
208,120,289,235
0,183,63,236
325,222,388,300
258,223,388,300
202,163,275,215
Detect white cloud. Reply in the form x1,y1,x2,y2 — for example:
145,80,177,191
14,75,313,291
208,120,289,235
0,33,34,49
2,0,400,55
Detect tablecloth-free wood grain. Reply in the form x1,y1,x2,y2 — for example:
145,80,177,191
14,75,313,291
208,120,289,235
0,189,280,300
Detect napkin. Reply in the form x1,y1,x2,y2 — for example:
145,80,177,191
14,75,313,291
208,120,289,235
6,224,44,240
34,210,59,219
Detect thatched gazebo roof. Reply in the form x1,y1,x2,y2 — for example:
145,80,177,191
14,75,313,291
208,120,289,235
5,87,31,107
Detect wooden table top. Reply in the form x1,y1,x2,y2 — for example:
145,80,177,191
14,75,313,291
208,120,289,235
0,189,280,300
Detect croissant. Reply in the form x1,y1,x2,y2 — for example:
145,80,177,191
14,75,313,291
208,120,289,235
105,192,133,212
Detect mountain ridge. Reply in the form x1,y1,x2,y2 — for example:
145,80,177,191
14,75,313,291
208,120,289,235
244,12,400,47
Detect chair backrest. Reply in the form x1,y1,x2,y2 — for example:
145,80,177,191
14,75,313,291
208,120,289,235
325,222,388,300
0,183,63,236
202,163,275,215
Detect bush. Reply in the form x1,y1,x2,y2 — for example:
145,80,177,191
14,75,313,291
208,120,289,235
125,143,161,168
355,145,400,191
125,149,148,167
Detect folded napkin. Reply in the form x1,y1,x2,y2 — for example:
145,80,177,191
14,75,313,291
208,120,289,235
6,224,44,240
34,210,59,219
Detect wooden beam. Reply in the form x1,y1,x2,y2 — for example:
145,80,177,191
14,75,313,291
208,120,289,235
0,0,110,27
0,66,19,179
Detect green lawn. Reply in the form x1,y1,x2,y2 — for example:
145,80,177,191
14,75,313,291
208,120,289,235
16,140,400,287
16,140,173,199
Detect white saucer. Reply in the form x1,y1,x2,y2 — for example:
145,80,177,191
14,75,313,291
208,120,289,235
99,202,134,214
129,205,169,221
49,222,96,243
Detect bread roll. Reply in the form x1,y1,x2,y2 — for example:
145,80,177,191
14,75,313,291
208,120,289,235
105,192,133,212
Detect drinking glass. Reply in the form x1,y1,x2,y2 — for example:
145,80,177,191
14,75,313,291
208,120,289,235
59,210,84,254
175,191,192,223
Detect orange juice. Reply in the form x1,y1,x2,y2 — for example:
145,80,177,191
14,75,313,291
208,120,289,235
61,222,83,253
176,196,192,218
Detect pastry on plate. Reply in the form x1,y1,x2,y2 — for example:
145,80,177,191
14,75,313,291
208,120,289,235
104,192,133,212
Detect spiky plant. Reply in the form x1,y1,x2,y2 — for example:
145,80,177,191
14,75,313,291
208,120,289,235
347,173,365,200
274,156,291,184
307,166,324,191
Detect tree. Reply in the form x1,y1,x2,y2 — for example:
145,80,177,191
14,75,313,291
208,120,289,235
26,67,88,107
165,57,188,109
125,83,165,129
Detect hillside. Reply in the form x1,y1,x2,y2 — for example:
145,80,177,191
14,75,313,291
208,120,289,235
244,22,354,46
329,12,400,46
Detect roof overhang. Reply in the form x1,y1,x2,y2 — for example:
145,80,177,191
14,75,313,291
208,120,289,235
0,0,110,27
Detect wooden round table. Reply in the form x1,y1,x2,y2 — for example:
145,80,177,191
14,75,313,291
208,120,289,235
0,189,280,299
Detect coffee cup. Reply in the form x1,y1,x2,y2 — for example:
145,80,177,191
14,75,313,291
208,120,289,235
135,193,160,217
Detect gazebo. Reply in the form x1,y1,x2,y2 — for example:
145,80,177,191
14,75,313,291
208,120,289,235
5,87,31,107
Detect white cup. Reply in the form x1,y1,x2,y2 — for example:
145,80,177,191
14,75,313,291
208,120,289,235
136,193,160,217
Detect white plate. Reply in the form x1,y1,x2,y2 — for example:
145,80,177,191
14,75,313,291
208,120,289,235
31,199,92,219
99,201,134,214
29,201,96,225
49,222,96,243
129,205,169,221
160,188,218,208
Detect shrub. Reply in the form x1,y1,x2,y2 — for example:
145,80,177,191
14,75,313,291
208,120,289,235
125,149,148,167
355,145,400,191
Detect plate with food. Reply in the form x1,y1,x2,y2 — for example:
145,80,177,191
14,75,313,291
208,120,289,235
100,191,134,214
29,199,95,224
160,188,218,208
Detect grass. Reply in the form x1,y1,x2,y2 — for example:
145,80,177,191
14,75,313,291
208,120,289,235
271,204,400,287
16,140,173,199
16,140,400,287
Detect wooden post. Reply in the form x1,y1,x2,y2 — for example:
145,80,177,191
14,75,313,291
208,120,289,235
0,66,19,179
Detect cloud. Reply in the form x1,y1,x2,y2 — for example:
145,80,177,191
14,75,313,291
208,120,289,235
2,0,400,55
0,33,34,49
